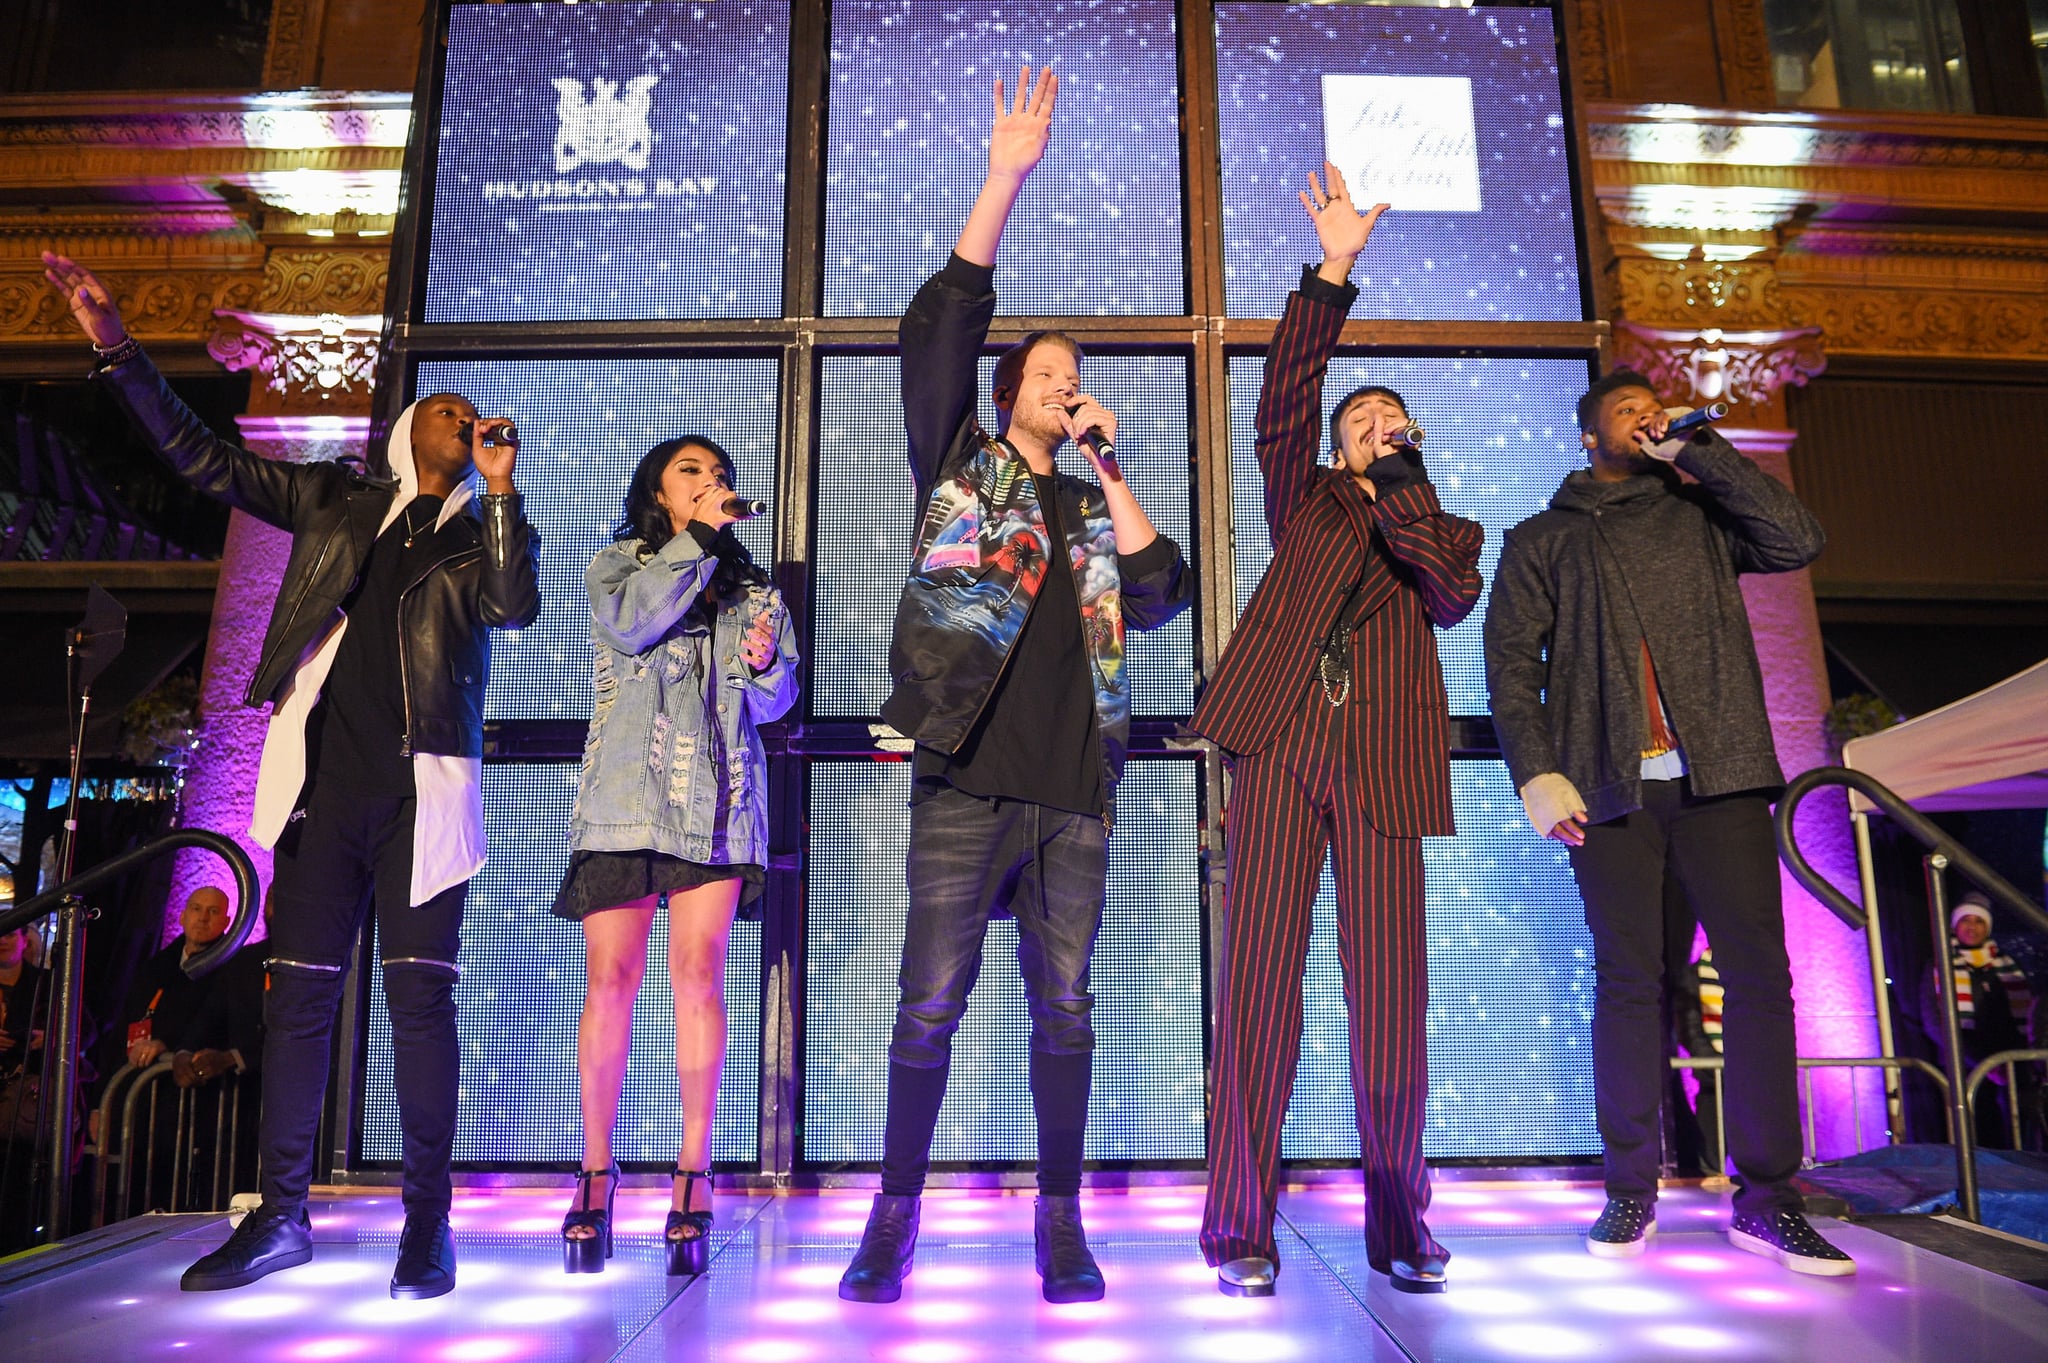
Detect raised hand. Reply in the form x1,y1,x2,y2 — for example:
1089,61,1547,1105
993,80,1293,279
40,251,129,348
1299,163,1388,283
989,64,1058,184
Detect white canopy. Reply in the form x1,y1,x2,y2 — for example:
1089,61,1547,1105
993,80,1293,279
1842,657,2048,813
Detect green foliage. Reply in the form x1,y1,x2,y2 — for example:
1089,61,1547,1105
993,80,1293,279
118,673,200,767
1825,692,1902,760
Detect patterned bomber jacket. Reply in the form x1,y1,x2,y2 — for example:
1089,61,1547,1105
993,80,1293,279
569,532,801,868
881,255,1193,812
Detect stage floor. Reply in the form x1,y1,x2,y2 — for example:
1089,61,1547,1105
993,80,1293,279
10,1181,2048,1362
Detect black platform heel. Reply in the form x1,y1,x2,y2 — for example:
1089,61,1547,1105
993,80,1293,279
562,1163,619,1273
665,1167,713,1277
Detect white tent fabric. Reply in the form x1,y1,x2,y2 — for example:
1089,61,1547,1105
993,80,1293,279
1842,658,2048,813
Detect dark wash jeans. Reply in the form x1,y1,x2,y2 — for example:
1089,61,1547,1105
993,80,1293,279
262,780,467,1218
890,785,1109,1069
1569,777,1802,1215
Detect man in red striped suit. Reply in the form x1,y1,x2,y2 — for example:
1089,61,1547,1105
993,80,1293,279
1192,164,1483,1298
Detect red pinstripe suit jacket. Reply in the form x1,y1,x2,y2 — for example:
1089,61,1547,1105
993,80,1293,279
1190,283,1484,839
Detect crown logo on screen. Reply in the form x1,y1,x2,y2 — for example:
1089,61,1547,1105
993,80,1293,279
550,75,659,174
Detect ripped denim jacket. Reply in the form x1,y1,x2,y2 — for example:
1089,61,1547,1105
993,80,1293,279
567,535,800,868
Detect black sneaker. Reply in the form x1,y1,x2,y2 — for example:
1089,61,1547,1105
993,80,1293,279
1728,1209,1856,1277
1586,1196,1656,1258
181,1204,314,1291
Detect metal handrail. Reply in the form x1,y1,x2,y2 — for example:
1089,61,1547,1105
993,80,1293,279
1774,765,2048,1223
0,826,259,1243
1964,1048,2048,1154
1671,1054,1955,1168
1774,766,2048,935
0,827,261,980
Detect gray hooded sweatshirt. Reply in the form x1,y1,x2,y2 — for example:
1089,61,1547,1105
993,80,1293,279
1483,430,1825,826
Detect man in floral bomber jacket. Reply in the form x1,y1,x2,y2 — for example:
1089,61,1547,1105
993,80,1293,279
839,67,1191,1308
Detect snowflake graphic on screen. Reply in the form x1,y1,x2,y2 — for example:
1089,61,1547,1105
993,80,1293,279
549,75,659,173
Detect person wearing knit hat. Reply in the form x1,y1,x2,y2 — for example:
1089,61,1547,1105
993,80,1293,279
1923,890,2040,1149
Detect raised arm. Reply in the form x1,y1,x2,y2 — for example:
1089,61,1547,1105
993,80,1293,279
1670,432,1826,574
899,66,1056,494
1257,165,1387,540
47,252,308,529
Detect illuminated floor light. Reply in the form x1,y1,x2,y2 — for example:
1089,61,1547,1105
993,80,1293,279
1189,1329,1301,1361
487,1295,584,1326
734,1341,813,1363
1478,1323,1597,1359
1041,1299,1119,1323
1445,1286,1542,1317
1044,1340,1132,1363
440,1338,529,1362
758,1297,838,1323
291,1340,372,1361
906,1300,981,1325
1644,1324,1744,1350
891,1343,972,1363
1661,1251,1735,1274
1522,1252,1618,1281
1570,1284,1681,1315
914,1266,991,1289
781,1264,848,1288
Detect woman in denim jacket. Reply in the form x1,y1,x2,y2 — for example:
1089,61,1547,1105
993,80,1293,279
553,435,798,1277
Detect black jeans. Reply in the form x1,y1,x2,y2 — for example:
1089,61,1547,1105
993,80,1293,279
262,780,466,1218
879,785,1108,1195
1570,778,1801,1215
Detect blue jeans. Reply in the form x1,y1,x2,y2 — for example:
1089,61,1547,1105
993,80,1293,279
890,786,1108,1068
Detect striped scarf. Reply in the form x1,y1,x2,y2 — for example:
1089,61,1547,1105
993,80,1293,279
1696,949,1723,1053
1951,938,2032,1030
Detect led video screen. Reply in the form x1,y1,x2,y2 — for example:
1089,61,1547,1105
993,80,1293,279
363,763,763,1167
1280,759,1598,1162
802,758,1205,1165
424,1,788,322
414,357,780,722
823,0,1186,318
1227,352,1593,715
1215,2,1584,321
812,350,1195,721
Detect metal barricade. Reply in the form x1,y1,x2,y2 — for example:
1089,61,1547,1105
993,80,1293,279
1671,1054,1955,1171
1963,1048,2048,1155
89,1059,249,1225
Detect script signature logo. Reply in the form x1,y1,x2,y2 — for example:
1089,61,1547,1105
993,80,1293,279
550,75,658,174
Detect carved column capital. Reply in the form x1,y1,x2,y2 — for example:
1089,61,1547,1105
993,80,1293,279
1611,320,1827,426
207,308,382,416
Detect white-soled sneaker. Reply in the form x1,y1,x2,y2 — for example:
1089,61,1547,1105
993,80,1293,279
1586,1196,1656,1258
1728,1209,1856,1277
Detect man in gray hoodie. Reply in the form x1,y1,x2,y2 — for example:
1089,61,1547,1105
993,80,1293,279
1484,370,1854,1276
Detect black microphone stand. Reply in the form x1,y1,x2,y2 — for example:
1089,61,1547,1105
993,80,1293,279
36,585,125,1240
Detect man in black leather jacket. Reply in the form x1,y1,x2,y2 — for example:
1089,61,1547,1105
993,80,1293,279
44,252,540,1299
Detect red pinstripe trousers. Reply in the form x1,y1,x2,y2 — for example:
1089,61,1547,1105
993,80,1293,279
1199,688,1446,1271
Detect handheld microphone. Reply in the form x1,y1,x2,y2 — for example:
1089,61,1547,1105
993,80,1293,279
721,495,769,520
1391,421,1425,448
1661,402,1729,435
480,420,518,446
1063,403,1115,463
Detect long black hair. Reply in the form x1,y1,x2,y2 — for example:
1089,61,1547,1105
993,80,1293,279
615,435,768,608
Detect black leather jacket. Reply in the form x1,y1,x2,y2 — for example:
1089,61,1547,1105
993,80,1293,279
95,351,541,760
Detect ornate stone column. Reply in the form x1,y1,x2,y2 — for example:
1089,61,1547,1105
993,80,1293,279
1612,319,1879,1159
159,310,380,946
